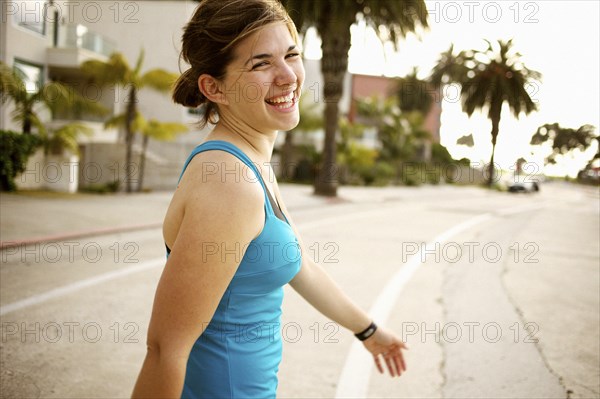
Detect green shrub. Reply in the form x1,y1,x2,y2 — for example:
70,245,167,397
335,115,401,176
0,130,42,191
79,180,120,194
431,142,454,165
397,162,424,186
352,161,395,186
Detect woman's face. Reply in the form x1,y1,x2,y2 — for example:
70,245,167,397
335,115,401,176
219,22,305,134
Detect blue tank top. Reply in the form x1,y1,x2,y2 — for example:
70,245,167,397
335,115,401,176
172,140,302,399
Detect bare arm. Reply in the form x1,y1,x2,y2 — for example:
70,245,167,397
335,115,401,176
280,205,372,334
273,183,407,377
131,154,264,397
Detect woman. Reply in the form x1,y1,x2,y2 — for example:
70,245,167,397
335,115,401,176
132,0,408,397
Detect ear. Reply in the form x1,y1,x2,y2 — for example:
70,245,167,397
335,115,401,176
198,74,229,105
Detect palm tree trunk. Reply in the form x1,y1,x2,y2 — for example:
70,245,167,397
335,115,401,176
23,118,32,135
137,133,149,192
488,115,500,186
314,26,351,197
124,87,137,193
23,110,32,135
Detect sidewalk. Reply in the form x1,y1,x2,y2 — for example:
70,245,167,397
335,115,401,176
0,183,492,249
0,191,168,248
0,184,344,248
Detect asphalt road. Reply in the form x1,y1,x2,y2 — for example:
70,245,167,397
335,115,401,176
0,182,598,398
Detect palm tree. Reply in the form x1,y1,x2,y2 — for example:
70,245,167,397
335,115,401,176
81,51,178,192
104,112,187,191
137,119,188,191
281,0,428,196
42,123,93,155
397,67,432,115
530,122,596,165
0,61,106,136
464,40,540,184
429,44,471,89
430,40,541,185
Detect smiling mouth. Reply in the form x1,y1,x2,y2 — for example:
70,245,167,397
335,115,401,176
265,90,300,109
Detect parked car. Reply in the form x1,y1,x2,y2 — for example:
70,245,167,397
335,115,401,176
507,174,542,193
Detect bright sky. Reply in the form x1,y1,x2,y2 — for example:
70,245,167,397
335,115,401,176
304,0,600,177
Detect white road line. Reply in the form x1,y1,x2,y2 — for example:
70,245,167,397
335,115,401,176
334,201,545,398
0,207,391,317
0,259,165,316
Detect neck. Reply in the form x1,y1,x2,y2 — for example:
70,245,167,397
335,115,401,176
207,115,277,164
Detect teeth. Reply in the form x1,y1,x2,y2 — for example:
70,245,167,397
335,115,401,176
267,92,294,104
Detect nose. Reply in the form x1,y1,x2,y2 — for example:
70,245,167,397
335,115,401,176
274,61,296,87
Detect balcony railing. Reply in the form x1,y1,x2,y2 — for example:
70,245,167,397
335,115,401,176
56,24,115,57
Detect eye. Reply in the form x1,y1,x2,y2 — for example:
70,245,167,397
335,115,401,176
286,53,300,59
251,61,269,70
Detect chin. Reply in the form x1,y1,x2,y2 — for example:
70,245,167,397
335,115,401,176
273,115,300,133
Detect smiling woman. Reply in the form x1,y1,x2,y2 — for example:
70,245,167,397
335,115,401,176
171,0,302,131
131,1,408,398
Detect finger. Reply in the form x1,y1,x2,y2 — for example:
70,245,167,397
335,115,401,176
383,355,396,377
373,355,384,374
393,353,404,376
398,350,407,372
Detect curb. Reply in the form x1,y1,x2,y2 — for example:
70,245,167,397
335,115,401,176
0,192,350,251
0,222,163,250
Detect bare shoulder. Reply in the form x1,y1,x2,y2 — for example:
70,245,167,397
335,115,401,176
163,149,265,249
184,150,263,221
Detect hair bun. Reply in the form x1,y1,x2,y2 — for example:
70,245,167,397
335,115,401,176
172,68,203,108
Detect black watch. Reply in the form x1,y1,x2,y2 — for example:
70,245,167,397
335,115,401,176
354,321,377,341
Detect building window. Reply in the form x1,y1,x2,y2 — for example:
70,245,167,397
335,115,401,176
12,0,48,35
13,59,44,93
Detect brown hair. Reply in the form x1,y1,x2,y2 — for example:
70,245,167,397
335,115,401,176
172,0,299,128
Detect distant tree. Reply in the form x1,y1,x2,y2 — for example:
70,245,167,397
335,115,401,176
104,112,187,192
42,123,93,155
430,40,541,185
530,123,597,165
81,51,178,192
0,130,41,191
397,67,433,115
357,96,430,176
281,0,428,196
0,61,106,191
429,44,470,88
0,61,106,136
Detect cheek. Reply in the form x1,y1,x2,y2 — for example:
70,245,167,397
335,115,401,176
241,83,265,105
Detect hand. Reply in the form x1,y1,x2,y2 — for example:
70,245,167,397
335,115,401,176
361,326,408,377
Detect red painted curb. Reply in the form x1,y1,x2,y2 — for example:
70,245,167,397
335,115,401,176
0,222,163,250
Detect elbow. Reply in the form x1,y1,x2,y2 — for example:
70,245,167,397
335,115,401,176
145,337,161,356
144,335,191,365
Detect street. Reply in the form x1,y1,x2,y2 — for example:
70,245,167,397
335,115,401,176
1,182,598,398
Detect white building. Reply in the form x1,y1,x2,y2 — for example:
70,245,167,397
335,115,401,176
1,0,207,192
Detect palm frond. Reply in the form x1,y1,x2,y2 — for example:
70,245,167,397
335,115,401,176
282,0,428,44
0,62,27,103
141,119,188,141
81,53,130,86
141,69,178,92
103,114,127,130
45,123,93,154
134,49,145,77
